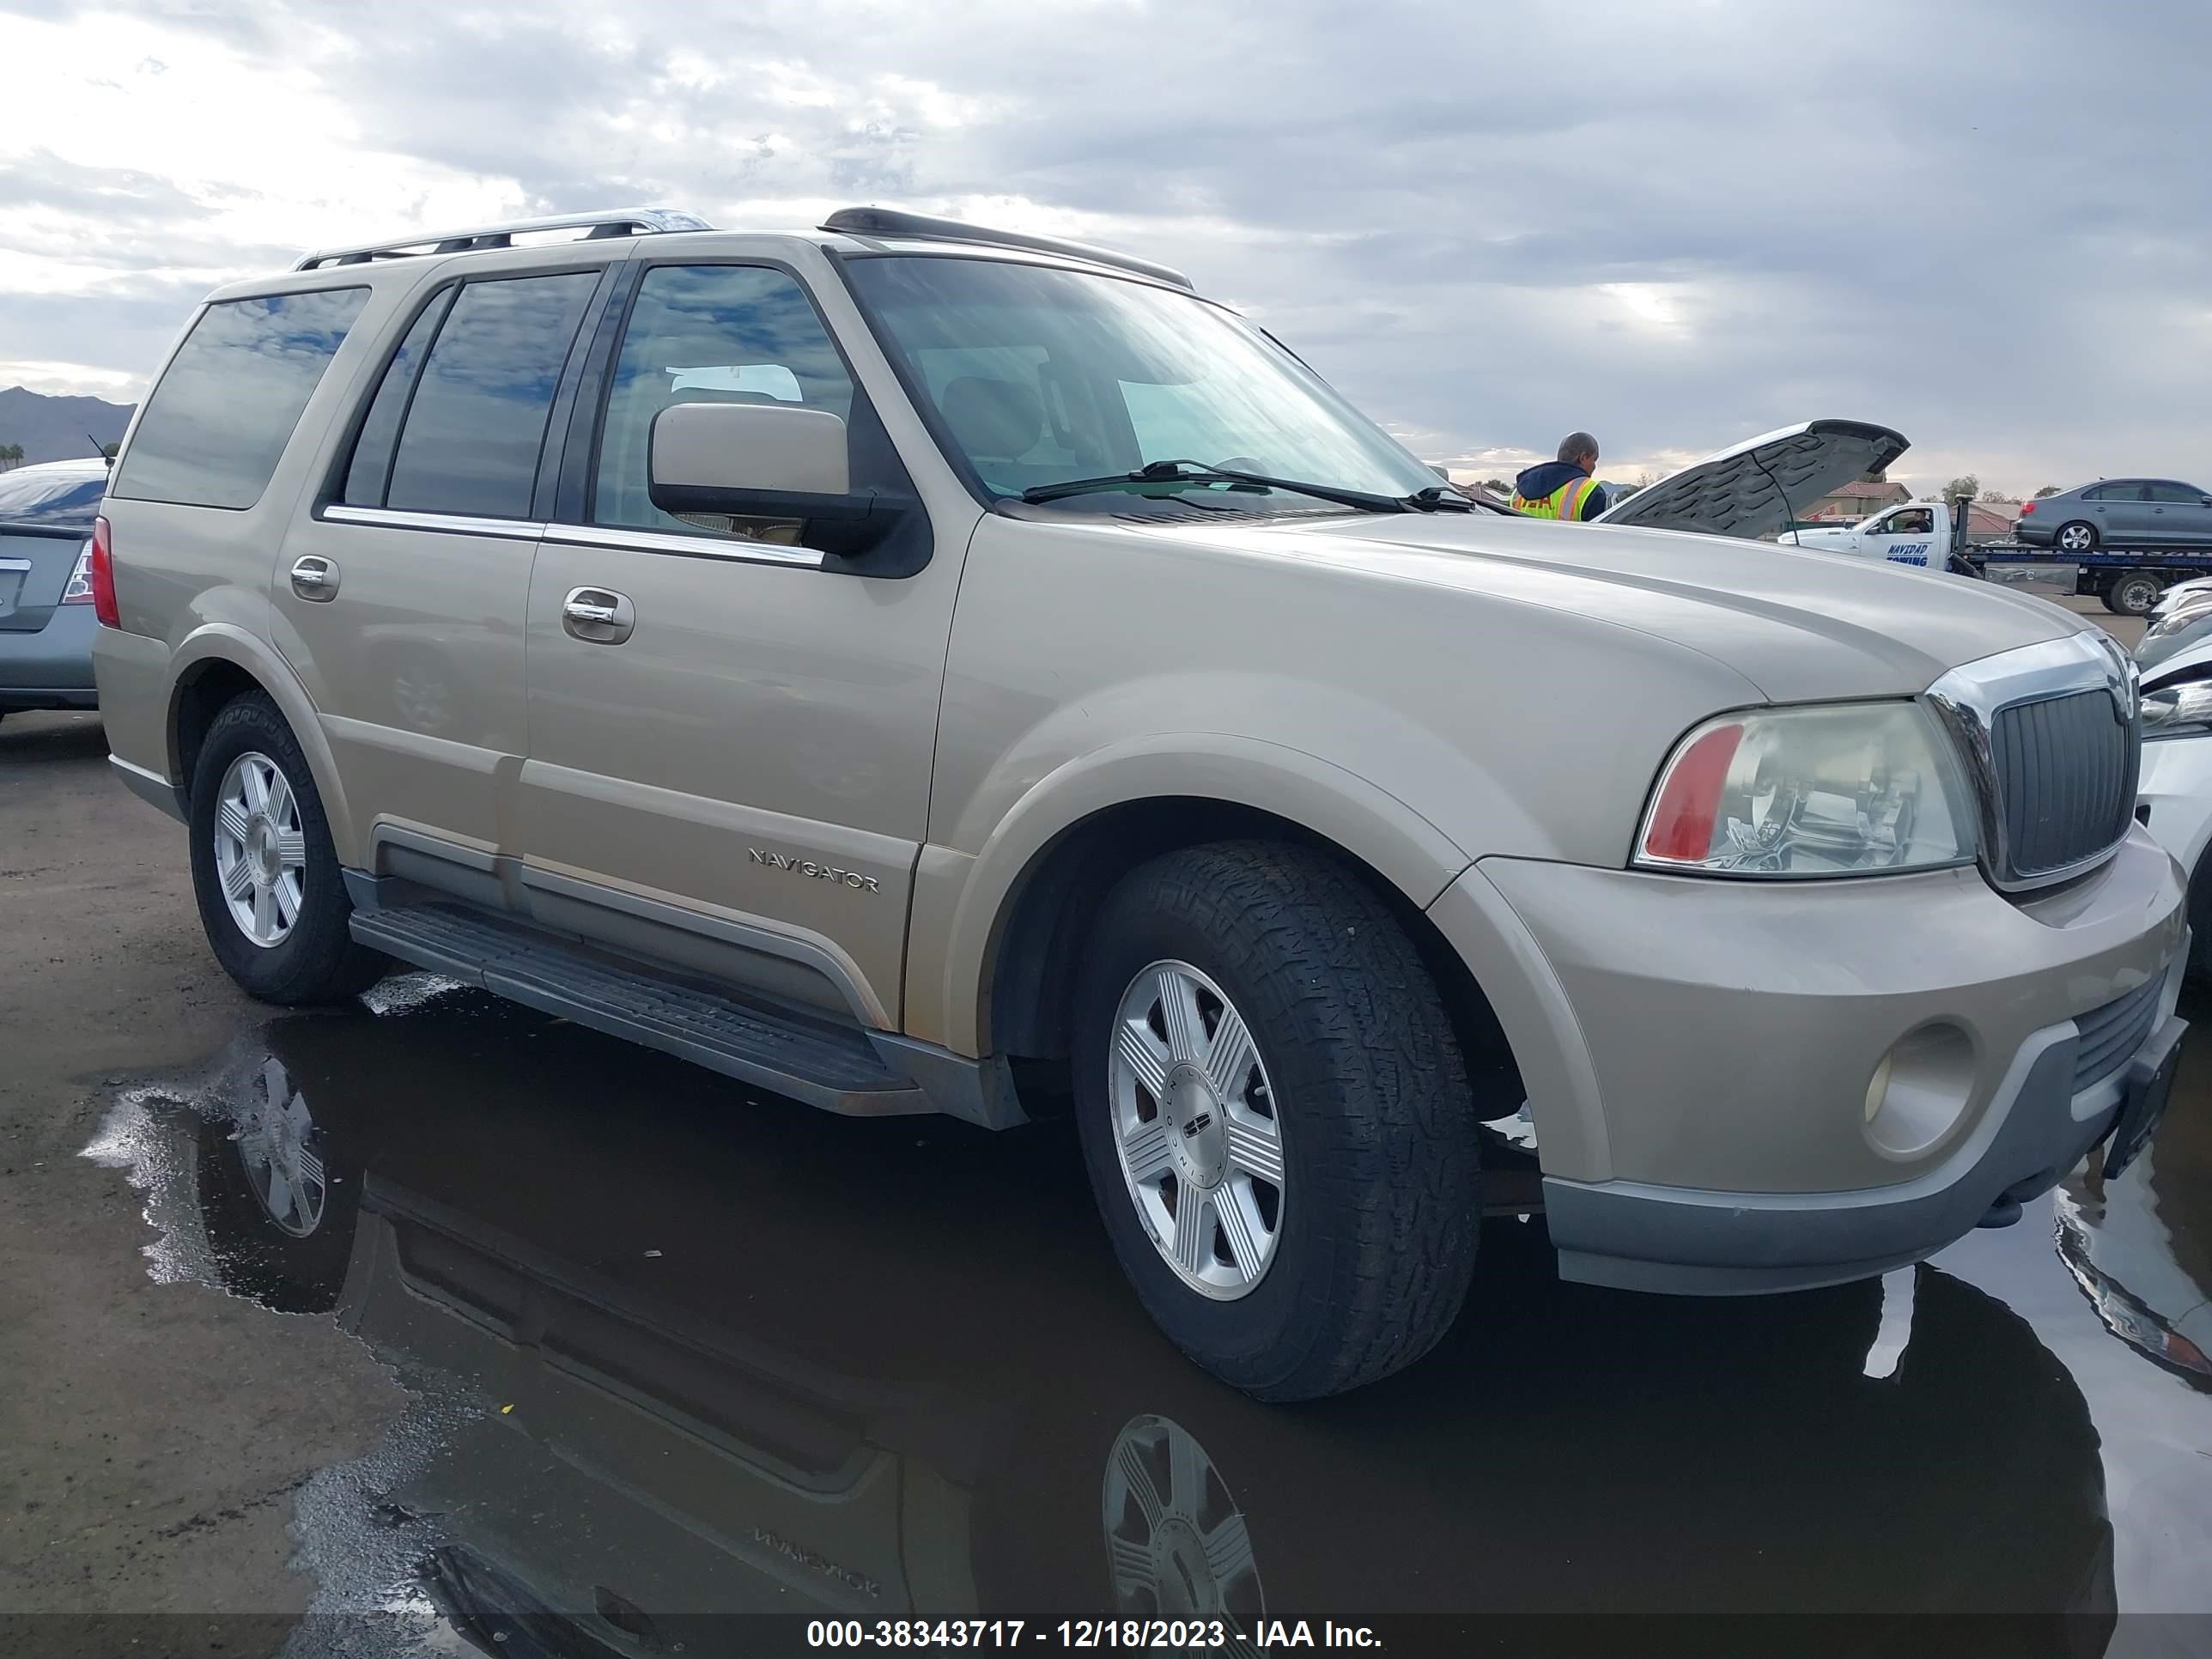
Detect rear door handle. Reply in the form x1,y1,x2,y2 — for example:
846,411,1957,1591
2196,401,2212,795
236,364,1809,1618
289,556,339,601
562,586,635,644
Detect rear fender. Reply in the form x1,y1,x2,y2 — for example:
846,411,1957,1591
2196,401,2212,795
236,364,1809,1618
167,624,356,862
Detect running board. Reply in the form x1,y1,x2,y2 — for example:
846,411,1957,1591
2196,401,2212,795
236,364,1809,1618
350,903,932,1119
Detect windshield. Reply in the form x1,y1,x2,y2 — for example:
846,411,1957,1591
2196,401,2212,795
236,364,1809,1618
842,255,1442,507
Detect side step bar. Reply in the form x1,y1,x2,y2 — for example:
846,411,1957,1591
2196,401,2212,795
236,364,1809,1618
351,903,934,1119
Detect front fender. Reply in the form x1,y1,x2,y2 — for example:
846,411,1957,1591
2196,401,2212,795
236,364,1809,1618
915,732,1475,1056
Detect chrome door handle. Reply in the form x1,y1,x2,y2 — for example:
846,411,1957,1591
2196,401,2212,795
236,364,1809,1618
289,556,339,601
562,586,635,643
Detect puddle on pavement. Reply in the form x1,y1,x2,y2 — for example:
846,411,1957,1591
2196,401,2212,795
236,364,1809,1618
78,975,2212,1655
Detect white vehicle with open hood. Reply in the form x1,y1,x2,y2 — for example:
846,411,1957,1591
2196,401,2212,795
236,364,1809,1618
1592,419,1979,577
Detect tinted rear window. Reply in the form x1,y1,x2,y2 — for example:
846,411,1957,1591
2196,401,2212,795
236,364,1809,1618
384,272,599,520
112,287,368,510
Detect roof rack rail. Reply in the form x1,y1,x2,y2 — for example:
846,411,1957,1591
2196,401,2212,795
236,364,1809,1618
294,208,714,271
818,206,1193,290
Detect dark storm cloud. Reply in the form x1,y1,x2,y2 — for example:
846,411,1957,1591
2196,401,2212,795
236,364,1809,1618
9,0,2210,488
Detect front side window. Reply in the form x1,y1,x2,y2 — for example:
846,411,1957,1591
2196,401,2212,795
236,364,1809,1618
592,264,855,538
112,287,368,510
842,256,1439,509
385,272,600,520
2147,482,2205,504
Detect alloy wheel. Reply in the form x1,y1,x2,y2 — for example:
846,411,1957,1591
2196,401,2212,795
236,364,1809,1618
211,750,307,948
1108,961,1285,1300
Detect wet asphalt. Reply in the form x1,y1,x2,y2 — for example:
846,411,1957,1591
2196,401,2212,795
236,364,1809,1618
1,589,2207,1659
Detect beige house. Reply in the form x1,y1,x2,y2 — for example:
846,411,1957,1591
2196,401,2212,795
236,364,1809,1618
1807,473,1911,520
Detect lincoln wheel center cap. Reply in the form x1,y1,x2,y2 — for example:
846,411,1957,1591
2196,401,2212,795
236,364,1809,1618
1164,1062,1229,1188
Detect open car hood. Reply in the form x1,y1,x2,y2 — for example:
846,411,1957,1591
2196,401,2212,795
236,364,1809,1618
1595,419,1911,541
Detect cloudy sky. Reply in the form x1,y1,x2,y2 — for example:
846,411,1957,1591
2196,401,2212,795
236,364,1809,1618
1,0,2204,495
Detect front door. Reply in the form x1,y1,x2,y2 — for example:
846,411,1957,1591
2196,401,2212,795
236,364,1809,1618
517,258,970,1029
278,264,607,878
1863,505,1937,569
2146,481,2212,545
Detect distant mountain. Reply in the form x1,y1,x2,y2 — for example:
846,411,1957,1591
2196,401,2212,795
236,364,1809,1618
0,386,135,466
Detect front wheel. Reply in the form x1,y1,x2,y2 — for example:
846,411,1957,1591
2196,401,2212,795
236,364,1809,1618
1072,842,1482,1401
187,692,386,1004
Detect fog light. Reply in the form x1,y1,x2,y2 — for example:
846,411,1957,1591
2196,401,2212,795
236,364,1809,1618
1863,1024,1977,1158
1864,1054,1893,1124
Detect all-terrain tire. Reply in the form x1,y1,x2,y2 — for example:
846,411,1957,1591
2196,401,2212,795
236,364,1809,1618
187,692,386,1004
1071,840,1482,1401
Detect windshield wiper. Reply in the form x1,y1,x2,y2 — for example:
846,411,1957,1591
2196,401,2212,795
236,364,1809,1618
1020,459,1423,514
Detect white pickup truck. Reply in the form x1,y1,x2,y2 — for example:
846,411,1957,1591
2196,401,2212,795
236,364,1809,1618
1777,499,1978,574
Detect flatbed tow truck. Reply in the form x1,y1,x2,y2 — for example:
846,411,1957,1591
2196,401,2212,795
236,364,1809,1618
1778,497,2210,616
1963,542,2212,617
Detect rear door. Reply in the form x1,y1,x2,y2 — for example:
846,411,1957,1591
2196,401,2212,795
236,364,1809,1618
2083,482,2149,544
2145,481,2212,545
276,259,611,892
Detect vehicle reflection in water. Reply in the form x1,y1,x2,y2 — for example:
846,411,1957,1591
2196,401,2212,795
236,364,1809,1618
114,994,2125,1655
2057,1020,2212,1387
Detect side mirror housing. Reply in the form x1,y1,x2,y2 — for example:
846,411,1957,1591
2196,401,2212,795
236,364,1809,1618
648,401,855,518
643,400,932,576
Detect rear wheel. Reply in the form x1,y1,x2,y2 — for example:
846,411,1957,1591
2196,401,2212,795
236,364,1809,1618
2057,521,2099,554
187,692,386,1004
1072,841,1482,1401
2110,572,2163,617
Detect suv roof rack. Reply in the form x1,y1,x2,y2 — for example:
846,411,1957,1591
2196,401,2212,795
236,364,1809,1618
294,208,714,271
819,206,1193,290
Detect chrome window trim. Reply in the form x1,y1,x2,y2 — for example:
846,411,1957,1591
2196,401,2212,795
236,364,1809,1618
544,523,826,569
1924,632,2140,894
320,504,547,540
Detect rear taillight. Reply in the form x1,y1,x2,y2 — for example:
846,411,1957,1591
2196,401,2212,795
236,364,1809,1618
2019,499,2036,516
60,542,95,604
88,514,119,629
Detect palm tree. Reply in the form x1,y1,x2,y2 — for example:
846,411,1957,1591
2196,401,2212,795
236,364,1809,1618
0,442,23,471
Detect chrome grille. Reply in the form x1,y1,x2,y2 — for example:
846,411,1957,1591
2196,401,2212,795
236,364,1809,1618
1989,690,2138,884
2073,974,2163,1095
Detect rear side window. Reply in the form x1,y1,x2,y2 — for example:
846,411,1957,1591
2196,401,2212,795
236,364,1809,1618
339,289,456,507
383,273,599,520
113,287,368,510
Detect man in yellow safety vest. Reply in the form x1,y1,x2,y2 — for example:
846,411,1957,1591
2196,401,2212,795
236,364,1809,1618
1510,432,1609,521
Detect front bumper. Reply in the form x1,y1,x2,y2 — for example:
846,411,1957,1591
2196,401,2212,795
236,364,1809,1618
0,601,100,709
1429,826,2187,1294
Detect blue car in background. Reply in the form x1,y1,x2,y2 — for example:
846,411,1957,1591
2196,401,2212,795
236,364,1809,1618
0,457,106,724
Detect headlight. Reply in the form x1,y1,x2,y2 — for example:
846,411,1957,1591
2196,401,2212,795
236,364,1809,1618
1637,702,1978,877
2141,681,2212,741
